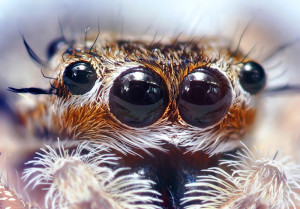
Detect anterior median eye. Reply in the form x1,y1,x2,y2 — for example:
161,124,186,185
109,67,169,127
63,61,97,95
178,68,232,128
239,61,266,94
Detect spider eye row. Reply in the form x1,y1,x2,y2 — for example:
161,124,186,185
62,61,266,128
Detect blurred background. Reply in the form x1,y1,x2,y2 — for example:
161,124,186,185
0,0,300,160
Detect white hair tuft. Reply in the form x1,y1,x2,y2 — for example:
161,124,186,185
23,140,161,209
182,145,300,209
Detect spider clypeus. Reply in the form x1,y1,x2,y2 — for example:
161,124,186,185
1,28,300,209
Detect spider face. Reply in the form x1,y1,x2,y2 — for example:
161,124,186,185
22,34,259,155
10,33,263,207
3,32,299,209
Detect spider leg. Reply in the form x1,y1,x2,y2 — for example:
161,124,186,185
182,145,300,209
22,140,161,209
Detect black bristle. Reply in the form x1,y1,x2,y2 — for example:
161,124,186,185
40,69,55,80
8,87,53,95
89,21,100,53
21,33,47,67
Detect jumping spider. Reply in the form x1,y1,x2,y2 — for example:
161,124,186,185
1,30,300,209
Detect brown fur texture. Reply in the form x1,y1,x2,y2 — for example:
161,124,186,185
19,33,258,155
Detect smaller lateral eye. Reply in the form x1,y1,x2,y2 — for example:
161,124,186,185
63,61,97,95
239,61,266,94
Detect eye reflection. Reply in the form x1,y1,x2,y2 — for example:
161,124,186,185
239,61,266,94
178,68,232,128
109,67,169,127
63,61,97,95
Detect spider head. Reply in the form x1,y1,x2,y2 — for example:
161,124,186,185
17,34,264,155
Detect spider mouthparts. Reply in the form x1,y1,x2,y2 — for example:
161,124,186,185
112,144,223,208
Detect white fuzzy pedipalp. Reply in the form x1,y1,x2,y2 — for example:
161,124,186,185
23,140,161,209
182,145,300,209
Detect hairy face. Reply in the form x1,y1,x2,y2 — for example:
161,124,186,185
4,29,300,209
20,33,262,156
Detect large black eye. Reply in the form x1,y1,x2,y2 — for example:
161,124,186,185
63,61,97,95
47,37,68,59
109,67,169,127
239,61,266,94
178,68,232,128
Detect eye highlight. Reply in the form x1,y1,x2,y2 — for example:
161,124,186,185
109,67,169,127
178,68,232,128
63,61,97,95
239,61,266,94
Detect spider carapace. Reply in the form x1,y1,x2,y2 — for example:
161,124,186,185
3,32,299,209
